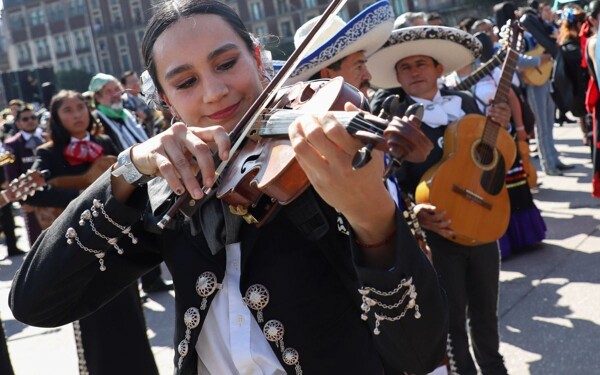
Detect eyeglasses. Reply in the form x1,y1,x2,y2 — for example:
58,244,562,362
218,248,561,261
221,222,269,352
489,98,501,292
19,116,36,122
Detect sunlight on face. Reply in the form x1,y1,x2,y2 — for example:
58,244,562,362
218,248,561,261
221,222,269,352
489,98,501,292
153,14,264,132
395,55,443,100
325,51,372,96
58,96,90,139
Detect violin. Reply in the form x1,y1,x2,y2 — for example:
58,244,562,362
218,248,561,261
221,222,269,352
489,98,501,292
158,77,432,227
156,0,431,228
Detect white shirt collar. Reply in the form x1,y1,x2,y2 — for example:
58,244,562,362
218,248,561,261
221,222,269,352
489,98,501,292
69,132,91,143
20,127,44,141
409,91,465,128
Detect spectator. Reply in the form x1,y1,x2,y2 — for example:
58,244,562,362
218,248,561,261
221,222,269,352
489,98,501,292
121,70,156,137
4,105,45,248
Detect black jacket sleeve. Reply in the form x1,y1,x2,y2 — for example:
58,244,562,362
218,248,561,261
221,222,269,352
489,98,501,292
311,195,448,374
347,211,448,374
9,170,162,327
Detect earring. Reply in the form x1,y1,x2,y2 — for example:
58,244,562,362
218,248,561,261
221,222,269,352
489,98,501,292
261,70,273,84
169,107,181,126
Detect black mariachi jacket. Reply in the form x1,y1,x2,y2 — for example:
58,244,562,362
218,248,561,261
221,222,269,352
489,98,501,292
10,171,448,374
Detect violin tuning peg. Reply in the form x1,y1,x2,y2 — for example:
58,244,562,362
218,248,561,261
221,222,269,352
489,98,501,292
379,95,401,119
405,103,424,121
352,143,374,170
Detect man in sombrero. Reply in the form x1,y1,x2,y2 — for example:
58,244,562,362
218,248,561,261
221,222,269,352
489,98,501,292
285,0,394,97
367,26,511,375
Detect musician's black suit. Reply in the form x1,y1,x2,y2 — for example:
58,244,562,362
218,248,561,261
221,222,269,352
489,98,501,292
392,89,508,375
10,169,449,374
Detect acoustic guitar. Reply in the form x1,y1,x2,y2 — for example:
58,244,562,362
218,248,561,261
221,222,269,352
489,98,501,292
48,155,117,190
453,24,513,92
414,23,521,246
33,155,117,230
521,44,553,86
454,47,506,92
0,169,47,208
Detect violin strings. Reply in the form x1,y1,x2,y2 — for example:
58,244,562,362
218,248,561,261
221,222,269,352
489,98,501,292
263,118,385,136
258,110,386,135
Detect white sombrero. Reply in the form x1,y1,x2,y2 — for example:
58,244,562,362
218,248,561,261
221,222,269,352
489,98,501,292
285,0,394,84
367,26,482,89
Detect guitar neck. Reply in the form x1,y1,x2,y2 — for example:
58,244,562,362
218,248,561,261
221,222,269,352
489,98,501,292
481,47,519,147
454,51,506,91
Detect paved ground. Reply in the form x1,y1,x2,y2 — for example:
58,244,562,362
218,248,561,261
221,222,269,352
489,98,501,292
0,122,598,374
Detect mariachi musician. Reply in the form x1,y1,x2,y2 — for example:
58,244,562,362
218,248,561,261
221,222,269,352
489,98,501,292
10,1,447,374
367,26,512,375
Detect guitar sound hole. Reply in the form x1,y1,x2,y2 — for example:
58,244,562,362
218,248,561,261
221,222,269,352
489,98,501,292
475,143,494,166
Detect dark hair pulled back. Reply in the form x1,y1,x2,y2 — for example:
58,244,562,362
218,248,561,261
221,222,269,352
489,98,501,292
142,0,254,94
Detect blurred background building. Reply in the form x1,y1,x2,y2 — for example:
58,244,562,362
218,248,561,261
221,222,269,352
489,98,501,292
0,0,510,107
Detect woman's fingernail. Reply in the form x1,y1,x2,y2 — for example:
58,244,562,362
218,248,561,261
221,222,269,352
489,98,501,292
175,187,184,195
193,188,204,199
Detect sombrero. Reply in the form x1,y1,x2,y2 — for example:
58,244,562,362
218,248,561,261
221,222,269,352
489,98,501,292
285,0,394,84
367,26,482,89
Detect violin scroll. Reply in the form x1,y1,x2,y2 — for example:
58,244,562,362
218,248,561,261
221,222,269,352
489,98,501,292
380,103,432,179
384,103,432,162
350,94,405,169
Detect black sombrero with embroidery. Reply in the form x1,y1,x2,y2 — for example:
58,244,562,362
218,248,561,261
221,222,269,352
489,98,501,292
367,26,482,89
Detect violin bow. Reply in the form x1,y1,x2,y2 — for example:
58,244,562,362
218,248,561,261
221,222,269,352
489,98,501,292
158,0,348,229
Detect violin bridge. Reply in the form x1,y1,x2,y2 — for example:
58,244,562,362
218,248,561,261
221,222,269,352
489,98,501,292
229,205,259,224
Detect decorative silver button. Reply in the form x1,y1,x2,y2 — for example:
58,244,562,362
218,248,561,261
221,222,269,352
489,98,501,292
184,307,200,329
196,272,218,297
65,227,77,244
244,284,270,323
263,320,285,342
79,209,92,226
282,347,299,365
244,284,269,310
178,339,189,356
196,272,220,310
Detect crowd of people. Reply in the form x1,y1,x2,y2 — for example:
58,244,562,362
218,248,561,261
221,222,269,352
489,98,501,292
0,0,597,374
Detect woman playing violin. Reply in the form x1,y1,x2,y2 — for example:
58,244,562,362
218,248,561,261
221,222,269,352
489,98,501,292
10,1,447,374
